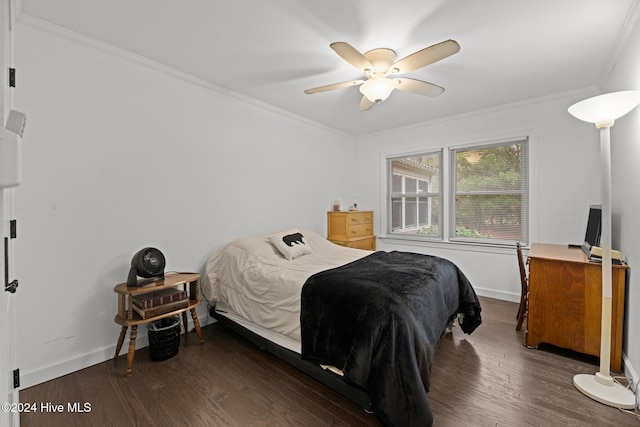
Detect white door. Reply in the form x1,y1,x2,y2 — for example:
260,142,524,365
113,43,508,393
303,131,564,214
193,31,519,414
0,195,19,427
1,1,20,426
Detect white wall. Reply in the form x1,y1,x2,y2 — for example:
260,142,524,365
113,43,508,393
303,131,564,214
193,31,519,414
13,23,357,387
354,91,602,301
603,17,640,390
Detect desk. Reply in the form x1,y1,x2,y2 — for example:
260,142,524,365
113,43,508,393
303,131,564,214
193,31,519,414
526,243,627,372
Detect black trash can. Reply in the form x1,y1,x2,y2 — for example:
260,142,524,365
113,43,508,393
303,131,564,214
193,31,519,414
148,316,181,361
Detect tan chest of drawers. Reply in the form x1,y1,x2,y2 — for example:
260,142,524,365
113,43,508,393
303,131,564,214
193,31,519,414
327,211,376,250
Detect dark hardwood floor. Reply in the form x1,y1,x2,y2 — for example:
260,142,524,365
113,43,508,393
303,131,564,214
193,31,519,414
20,297,639,426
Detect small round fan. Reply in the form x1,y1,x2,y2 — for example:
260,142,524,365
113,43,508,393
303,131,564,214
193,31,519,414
127,247,166,287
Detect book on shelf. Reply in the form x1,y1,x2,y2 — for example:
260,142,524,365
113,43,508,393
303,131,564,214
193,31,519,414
132,298,189,319
132,288,188,309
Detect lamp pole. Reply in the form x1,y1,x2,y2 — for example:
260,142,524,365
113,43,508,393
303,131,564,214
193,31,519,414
596,124,612,385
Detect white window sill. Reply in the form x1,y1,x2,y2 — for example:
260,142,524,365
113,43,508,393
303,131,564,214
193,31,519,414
378,235,526,255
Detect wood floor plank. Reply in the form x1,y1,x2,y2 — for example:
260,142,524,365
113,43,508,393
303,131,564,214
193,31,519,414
20,297,640,426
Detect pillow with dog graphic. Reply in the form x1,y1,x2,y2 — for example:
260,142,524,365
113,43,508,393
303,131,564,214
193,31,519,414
268,228,313,260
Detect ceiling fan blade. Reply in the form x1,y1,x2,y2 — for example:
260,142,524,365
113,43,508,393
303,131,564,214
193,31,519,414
395,78,444,97
391,39,460,74
304,80,364,94
330,42,374,72
359,96,375,111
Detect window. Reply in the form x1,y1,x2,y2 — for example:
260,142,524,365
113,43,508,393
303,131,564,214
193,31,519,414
451,139,528,244
387,138,528,245
388,151,442,238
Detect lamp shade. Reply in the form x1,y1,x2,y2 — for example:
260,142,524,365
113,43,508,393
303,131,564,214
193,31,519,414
568,90,640,128
360,77,398,103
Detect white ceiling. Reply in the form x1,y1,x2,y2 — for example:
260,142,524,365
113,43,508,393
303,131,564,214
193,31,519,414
18,0,640,137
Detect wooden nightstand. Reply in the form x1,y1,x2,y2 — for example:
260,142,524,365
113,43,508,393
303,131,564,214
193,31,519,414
327,210,376,250
113,272,203,377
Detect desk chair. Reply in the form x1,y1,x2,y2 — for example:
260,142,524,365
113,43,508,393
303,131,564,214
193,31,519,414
516,242,529,331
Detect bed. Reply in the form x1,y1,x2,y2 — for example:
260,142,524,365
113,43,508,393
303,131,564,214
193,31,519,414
202,227,482,427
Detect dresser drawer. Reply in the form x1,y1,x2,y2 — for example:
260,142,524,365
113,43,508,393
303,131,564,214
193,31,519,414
349,223,373,237
348,236,376,250
329,236,376,251
346,212,373,225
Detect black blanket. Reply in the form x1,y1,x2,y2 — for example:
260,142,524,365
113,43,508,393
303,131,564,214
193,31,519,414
300,251,482,427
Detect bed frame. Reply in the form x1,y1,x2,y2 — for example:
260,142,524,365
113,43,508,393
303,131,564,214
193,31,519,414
210,306,372,412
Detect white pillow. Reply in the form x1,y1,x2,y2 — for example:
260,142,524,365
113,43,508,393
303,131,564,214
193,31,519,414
268,228,313,260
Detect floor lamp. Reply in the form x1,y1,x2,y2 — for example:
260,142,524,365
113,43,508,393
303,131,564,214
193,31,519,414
568,90,640,409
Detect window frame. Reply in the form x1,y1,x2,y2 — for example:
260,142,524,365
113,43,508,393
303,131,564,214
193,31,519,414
387,149,443,239
449,138,529,245
385,137,530,247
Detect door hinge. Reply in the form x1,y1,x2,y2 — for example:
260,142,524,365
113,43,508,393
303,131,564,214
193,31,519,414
13,369,20,388
9,68,15,87
10,220,16,239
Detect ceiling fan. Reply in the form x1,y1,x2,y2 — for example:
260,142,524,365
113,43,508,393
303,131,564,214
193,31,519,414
304,39,460,111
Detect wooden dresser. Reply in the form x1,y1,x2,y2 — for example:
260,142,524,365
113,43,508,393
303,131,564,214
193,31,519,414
327,210,376,250
526,243,627,372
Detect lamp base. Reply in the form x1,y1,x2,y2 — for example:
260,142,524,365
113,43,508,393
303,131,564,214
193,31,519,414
573,373,636,409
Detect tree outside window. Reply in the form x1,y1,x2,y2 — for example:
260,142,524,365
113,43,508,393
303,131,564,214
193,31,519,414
452,139,528,244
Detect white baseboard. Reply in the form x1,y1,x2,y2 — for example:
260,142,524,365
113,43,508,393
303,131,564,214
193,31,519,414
20,315,216,390
473,286,521,303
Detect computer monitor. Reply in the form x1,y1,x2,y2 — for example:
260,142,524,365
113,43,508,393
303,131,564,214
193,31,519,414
582,205,601,255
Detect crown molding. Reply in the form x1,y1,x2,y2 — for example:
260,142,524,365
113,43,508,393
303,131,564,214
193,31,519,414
598,0,640,87
15,11,353,140
357,86,602,140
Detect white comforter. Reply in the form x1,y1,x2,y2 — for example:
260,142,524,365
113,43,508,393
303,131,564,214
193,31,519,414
202,227,371,341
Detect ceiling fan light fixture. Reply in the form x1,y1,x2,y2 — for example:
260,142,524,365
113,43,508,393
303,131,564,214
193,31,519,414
360,78,397,103
305,40,460,109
